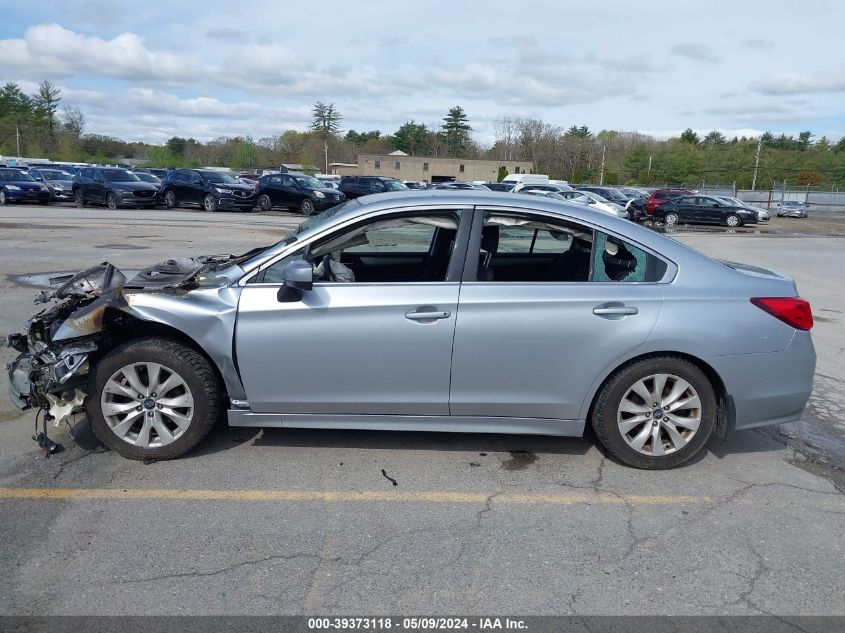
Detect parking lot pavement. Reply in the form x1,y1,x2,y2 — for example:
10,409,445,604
0,205,843,616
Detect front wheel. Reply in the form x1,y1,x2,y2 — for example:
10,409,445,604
257,194,272,212
74,189,85,207
299,198,315,215
203,194,218,212
106,192,118,210
0,189,7,205
664,212,679,227
164,190,177,209
725,213,741,227
86,338,219,460
590,356,716,469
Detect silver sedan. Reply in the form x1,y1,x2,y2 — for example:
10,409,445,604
7,191,816,469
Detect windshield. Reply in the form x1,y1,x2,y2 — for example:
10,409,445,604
384,179,409,192
0,170,36,181
202,171,238,184
103,169,139,182
135,173,161,183
294,176,324,190
41,170,72,180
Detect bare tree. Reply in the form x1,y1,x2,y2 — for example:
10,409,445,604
61,105,85,139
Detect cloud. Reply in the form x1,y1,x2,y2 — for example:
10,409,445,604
670,43,720,63
0,23,199,82
125,88,261,118
739,38,774,50
752,71,845,95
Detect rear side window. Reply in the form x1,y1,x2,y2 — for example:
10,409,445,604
592,232,666,282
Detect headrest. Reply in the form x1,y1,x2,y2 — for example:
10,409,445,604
481,225,500,253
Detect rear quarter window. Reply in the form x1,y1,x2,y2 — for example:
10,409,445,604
592,232,667,283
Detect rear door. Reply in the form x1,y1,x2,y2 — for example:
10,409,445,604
450,207,664,421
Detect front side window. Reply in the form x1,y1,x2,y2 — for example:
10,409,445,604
260,211,461,284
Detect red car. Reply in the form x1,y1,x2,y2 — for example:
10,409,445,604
646,189,694,215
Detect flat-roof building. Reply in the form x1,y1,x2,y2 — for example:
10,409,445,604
330,152,534,183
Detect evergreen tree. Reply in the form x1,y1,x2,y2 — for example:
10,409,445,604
441,106,472,156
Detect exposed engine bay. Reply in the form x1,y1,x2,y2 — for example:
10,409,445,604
6,255,244,440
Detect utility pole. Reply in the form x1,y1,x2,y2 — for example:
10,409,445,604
647,155,652,173
751,136,762,191
598,144,606,185
323,140,328,174
16,125,21,157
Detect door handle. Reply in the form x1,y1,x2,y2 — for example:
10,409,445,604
405,309,451,321
593,305,638,316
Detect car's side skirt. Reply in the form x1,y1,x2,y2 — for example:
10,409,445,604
227,410,585,437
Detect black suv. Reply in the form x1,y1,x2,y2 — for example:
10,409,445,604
73,167,158,209
255,172,346,214
159,169,255,212
338,176,408,199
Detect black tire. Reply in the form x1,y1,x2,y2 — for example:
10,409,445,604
106,192,118,210
299,198,315,215
85,338,220,460
164,190,177,209
664,212,679,227
725,213,741,227
590,356,717,469
74,189,85,207
257,194,272,212
203,194,218,212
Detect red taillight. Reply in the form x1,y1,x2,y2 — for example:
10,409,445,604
751,297,813,330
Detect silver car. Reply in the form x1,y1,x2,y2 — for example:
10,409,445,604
7,191,816,469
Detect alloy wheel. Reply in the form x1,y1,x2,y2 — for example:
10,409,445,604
100,361,195,448
204,195,215,212
107,193,118,210
301,199,314,215
258,194,272,211
165,191,176,208
616,373,702,456
726,214,740,227
664,213,678,226
0,190,5,205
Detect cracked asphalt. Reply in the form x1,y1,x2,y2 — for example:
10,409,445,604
0,206,843,616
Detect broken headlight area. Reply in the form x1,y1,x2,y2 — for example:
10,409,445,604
8,339,98,424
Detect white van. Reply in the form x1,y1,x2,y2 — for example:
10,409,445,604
501,174,550,192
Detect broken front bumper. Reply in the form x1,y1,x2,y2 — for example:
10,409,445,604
7,336,97,422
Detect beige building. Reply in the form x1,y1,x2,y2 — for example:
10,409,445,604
331,151,534,183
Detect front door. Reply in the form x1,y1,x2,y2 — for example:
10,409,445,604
450,209,664,421
235,208,470,415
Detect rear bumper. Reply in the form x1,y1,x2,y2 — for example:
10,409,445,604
706,331,816,431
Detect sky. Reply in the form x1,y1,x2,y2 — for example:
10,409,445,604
1,0,844,146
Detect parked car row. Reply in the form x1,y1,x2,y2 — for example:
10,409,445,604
0,163,810,225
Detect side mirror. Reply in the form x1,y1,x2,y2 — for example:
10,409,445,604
281,260,313,292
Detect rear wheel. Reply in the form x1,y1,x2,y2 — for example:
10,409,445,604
86,338,219,460
664,212,679,227
203,194,218,212
258,194,272,211
725,213,741,227
164,190,177,209
590,356,716,469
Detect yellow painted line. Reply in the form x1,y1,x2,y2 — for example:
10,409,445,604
0,487,707,505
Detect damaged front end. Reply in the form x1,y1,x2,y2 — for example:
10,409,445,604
7,263,128,426
7,255,242,431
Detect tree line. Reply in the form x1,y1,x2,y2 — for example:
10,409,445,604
3,81,845,188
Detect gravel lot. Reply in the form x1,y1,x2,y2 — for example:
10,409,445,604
0,204,843,616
